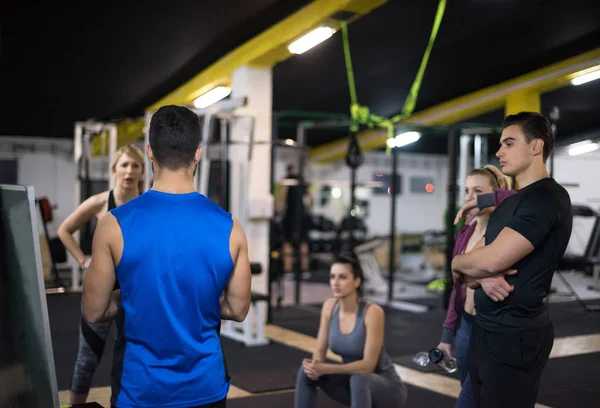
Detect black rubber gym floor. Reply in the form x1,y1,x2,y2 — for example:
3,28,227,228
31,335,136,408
272,298,600,407
226,384,457,408
47,293,600,407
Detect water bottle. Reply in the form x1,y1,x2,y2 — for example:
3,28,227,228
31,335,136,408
412,351,431,367
428,348,458,373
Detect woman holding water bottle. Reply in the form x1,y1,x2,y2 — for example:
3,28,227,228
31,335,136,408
437,165,515,408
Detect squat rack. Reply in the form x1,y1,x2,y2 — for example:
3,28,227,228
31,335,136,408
272,112,351,306
71,121,118,290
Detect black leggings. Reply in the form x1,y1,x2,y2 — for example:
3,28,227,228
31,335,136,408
294,366,407,408
70,317,112,394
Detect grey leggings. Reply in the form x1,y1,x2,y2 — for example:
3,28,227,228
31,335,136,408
294,366,408,408
70,317,112,395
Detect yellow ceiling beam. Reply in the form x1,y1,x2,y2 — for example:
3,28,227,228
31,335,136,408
309,47,600,164
505,90,541,116
148,0,388,109
93,0,388,155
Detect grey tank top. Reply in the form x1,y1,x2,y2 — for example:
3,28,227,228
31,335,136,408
329,300,401,381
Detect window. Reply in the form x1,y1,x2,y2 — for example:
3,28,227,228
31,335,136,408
372,173,402,195
410,176,435,193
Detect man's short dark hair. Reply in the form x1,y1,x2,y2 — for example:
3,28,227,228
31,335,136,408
149,105,201,170
502,112,554,162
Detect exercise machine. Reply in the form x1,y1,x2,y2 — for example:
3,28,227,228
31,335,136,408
220,264,271,346
556,204,600,312
71,121,118,290
36,197,67,291
354,237,391,295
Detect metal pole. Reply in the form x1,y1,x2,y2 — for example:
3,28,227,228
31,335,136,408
198,115,213,195
349,164,357,250
458,135,472,204
73,123,83,291
549,106,560,178
387,148,398,303
220,118,230,212
108,124,118,189
268,115,278,322
445,127,459,309
270,116,278,204
473,134,487,169
295,125,306,306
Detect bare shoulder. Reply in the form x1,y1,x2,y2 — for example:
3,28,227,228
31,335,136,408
230,216,247,244
94,212,124,265
88,191,110,214
96,212,121,240
231,215,242,231
364,302,385,323
91,190,110,205
321,297,338,319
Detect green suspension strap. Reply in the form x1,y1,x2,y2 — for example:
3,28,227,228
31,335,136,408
391,0,447,123
342,21,364,170
341,21,359,133
340,0,447,153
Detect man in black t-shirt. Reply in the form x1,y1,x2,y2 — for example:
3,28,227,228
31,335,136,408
276,165,313,275
452,112,573,408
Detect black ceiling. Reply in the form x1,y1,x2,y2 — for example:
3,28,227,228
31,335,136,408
0,0,310,136
2,0,600,153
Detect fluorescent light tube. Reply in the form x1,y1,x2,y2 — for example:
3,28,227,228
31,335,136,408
288,26,336,55
193,86,232,109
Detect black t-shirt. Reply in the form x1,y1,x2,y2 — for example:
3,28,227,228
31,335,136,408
285,175,308,218
474,177,573,332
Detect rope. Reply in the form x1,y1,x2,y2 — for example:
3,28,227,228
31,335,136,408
393,0,447,122
341,22,359,132
340,0,447,150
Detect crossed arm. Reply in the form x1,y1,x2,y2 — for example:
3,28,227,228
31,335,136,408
82,213,122,323
452,227,534,281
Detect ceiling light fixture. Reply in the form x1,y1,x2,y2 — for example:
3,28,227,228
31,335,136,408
570,65,600,86
568,140,600,156
193,86,232,109
386,131,422,148
288,26,336,55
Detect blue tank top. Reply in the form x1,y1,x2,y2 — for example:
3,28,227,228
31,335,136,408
109,190,234,408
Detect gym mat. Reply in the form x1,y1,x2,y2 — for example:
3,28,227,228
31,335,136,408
220,337,315,393
271,304,321,321
393,354,461,380
536,352,600,408
227,391,346,408
392,296,446,310
226,384,457,408
271,305,447,362
48,293,314,394
403,384,457,407
547,298,600,337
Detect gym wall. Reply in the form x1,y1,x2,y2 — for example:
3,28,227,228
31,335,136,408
309,151,449,236
553,151,600,255
0,138,74,238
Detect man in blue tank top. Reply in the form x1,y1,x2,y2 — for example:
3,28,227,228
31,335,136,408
81,105,252,408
